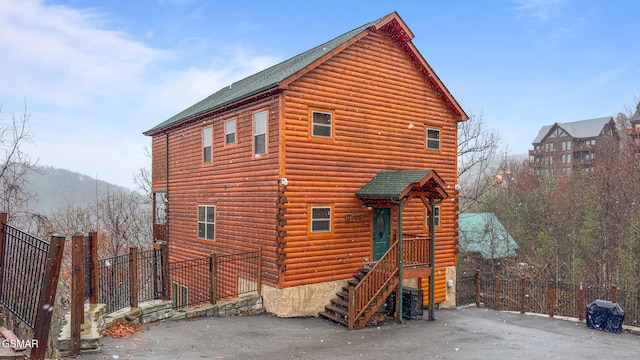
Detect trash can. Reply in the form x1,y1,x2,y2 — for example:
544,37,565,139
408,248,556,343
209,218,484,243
586,299,625,333
384,287,423,320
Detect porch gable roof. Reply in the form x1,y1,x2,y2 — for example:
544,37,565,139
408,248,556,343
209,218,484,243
356,170,449,203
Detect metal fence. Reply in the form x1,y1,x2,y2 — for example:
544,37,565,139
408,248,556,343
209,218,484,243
0,224,50,328
169,249,261,309
461,272,640,327
98,248,164,314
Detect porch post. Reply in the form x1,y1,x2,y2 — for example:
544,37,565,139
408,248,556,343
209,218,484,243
397,201,404,324
429,199,437,321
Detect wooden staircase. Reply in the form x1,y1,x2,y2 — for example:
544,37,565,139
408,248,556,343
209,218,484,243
320,240,400,330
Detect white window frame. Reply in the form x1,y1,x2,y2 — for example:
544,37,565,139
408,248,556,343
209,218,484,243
203,127,212,164
426,205,440,228
225,119,236,145
254,111,267,156
310,206,332,233
426,128,441,150
311,110,333,138
198,205,216,241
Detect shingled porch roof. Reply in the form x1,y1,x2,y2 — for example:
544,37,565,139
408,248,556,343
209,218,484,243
356,170,449,203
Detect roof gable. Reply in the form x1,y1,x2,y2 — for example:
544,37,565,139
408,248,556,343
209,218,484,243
144,12,467,136
532,117,614,144
458,213,518,259
356,170,449,202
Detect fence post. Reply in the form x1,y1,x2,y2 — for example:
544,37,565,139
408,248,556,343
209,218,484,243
0,212,7,297
475,269,481,307
519,277,526,314
129,247,139,308
210,252,217,304
89,231,99,304
257,246,262,295
160,242,170,300
578,283,585,321
31,234,65,360
611,285,618,303
548,280,555,318
70,233,85,356
494,277,501,311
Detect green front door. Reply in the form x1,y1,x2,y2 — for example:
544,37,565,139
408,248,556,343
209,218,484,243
373,208,390,261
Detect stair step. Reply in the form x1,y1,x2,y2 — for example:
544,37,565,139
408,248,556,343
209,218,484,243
330,298,348,309
319,311,348,326
324,304,348,317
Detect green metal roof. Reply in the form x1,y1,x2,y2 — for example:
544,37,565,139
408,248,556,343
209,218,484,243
143,15,390,136
458,213,518,259
356,170,446,201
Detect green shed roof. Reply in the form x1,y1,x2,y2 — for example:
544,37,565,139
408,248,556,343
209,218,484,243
458,213,518,259
356,170,448,201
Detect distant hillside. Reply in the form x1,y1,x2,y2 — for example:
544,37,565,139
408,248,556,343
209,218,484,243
26,166,137,216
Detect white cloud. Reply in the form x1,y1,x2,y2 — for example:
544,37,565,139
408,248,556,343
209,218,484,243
512,0,564,22
0,0,280,189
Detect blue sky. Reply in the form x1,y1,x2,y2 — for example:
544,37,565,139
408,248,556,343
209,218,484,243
1,0,638,189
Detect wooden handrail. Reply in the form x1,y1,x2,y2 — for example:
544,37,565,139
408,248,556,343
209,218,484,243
402,234,430,266
348,240,399,329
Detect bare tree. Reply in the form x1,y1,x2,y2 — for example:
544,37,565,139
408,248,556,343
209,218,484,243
133,146,152,204
457,111,502,212
0,104,38,224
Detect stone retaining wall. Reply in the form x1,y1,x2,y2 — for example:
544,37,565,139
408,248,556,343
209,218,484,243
57,294,263,355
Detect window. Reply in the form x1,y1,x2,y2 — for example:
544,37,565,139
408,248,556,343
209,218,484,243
310,206,332,233
203,128,212,164
426,205,440,228
254,111,267,156
198,205,215,240
154,192,167,225
311,111,332,138
426,129,440,150
225,120,236,145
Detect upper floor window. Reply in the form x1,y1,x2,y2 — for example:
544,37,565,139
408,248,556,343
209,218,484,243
225,119,236,145
311,110,333,138
198,205,215,241
310,206,332,233
154,192,167,225
426,205,441,228
254,111,267,156
426,129,440,150
203,127,212,164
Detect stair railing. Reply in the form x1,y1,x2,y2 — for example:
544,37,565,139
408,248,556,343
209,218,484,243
348,240,399,329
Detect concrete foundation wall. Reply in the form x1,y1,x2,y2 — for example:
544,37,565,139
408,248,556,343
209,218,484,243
261,280,347,317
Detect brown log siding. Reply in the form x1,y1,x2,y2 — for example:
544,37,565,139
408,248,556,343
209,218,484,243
152,96,282,285
280,31,459,293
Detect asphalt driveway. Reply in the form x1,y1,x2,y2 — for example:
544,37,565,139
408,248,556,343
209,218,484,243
76,307,639,359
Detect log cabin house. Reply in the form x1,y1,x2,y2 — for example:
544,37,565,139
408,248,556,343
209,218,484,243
144,11,468,329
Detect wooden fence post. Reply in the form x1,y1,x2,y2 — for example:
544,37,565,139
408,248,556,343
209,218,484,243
210,252,217,304
129,247,139,308
70,233,85,356
30,234,65,360
494,277,500,311
257,246,262,295
89,231,99,304
548,280,555,318
519,277,526,314
578,283,585,321
611,285,618,303
475,270,481,308
160,242,170,300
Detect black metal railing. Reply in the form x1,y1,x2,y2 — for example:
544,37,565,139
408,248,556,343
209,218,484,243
98,248,164,314
0,224,49,329
169,250,261,309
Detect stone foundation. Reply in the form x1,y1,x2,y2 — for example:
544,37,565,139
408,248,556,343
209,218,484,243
440,266,457,309
261,280,347,317
57,303,106,356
